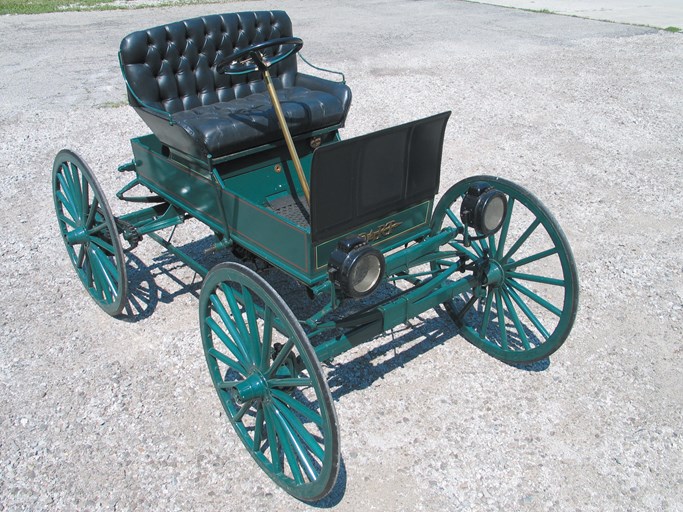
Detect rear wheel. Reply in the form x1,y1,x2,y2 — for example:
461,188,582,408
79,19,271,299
431,176,578,363
52,149,128,316
199,262,339,501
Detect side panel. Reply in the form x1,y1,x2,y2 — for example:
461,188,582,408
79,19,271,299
130,135,225,232
219,186,313,283
217,141,317,284
313,200,432,273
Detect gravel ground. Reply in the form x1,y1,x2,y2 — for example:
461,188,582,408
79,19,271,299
1,1,681,510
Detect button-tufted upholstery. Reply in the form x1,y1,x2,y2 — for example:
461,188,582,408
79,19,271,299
119,11,352,159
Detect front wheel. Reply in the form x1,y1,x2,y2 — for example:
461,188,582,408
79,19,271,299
199,263,340,501
431,176,579,363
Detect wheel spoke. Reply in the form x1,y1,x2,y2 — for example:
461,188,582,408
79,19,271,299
206,317,249,367
89,235,116,255
273,397,325,461
76,245,86,268
495,290,508,350
90,246,119,294
470,238,484,258
56,190,79,223
507,279,562,317
220,283,252,351
506,271,565,287
267,338,294,378
67,163,85,217
81,174,90,220
263,405,282,473
89,248,116,302
505,247,558,270
58,166,82,220
501,289,531,350
266,403,304,484
217,379,241,390
253,406,265,452
506,272,566,287
81,261,100,300
505,284,550,340
476,236,489,256
445,207,464,229
91,244,119,281
207,346,248,376
85,197,100,229
233,400,254,423
448,241,478,261
209,294,251,363
241,284,261,364
487,234,497,257
259,307,273,372
57,213,77,229
271,389,324,428
270,403,315,483
88,249,110,302
479,287,495,336
80,256,94,289
503,217,541,262
495,197,515,260
269,377,313,388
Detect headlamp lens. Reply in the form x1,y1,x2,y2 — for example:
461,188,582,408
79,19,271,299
460,182,508,236
481,193,506,234
349,252,383,295
328,237,386,298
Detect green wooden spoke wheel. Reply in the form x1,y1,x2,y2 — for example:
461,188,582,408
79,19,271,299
52,150,128,316
199,262,340,501
431,176,578,363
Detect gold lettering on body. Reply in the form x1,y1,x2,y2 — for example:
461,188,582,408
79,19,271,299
358,220,403,243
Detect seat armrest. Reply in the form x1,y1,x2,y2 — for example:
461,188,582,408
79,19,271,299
294,73,352,123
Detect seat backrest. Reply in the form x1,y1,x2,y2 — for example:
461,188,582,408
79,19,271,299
119,11,297,115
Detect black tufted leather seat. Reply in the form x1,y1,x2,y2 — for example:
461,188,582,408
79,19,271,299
119,11,352,159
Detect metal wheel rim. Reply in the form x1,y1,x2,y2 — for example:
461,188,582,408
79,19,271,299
52,149,128,316
199,262,340,501
431,175,579,363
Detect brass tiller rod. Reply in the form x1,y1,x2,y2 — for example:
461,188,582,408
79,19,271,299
262,68,311,205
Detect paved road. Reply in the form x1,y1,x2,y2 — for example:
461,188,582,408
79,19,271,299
470,0,683,28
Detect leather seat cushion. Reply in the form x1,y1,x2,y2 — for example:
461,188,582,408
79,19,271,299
173,86,346,156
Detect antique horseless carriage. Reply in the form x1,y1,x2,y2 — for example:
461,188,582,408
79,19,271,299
52,12,578,501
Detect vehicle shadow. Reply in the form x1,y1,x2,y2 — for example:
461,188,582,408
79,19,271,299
117,252,163,322
116,235,230,322
321,308,549,402
307,457,347,508
116,235,551,380
322,313,456,401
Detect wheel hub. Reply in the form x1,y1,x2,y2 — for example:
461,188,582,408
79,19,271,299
65,226,89,245
484,259,505,288
233,372,269,402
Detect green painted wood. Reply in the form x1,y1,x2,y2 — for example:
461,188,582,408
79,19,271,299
52,150,128,316
128,134,436,286
199,263,340,501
